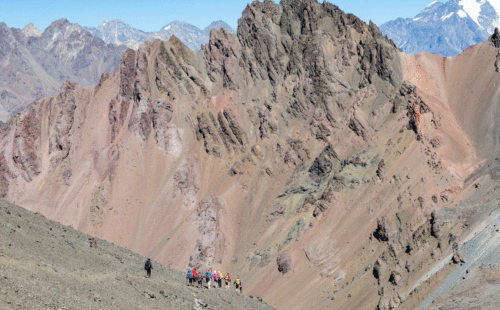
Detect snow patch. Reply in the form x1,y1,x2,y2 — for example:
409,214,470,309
457,10,468,18
459,0,486,25
427,1,438,7
52,31,61,41
413,17,422,21
441,12,455,20
488,0,500,17
163,25,171,31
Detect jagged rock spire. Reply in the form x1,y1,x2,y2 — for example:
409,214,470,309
489,27,500,48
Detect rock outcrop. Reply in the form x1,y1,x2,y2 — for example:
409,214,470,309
489,27,500,48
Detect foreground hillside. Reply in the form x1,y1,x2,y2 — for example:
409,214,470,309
2,0,500,308
0,200,273,309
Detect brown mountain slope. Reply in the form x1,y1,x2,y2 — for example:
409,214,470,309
1,0,500,309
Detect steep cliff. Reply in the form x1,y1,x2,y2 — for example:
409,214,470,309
1,0,500,309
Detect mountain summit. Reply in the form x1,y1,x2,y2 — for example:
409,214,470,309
83,19,148,49
380,0,500,56
204,20,234,33
21,22,42,37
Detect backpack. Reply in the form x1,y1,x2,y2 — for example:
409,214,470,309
227,275,231,282
236,279,240,285
145,260,152,270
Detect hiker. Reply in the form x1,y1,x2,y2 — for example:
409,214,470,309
197,273,203,288
186,268,192,286
218,271,223,288
192,268,199,287
225,273,231,289
144,258,153,278
234,276,242,293
204,269,212,289
213,271,219,288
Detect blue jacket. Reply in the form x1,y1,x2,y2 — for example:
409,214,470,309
186,270,192,278
204,271,212,279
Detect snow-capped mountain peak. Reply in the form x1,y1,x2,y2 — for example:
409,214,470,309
380,0,500,56
427,1,441,7
453,0,500,32
458,0,486,25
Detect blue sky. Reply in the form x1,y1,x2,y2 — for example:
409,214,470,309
2,0,437,32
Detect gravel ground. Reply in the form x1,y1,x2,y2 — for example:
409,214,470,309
417,203,500,310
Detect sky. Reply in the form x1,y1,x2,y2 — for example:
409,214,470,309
1,0,439,32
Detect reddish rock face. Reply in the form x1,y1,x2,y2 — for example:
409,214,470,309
2,0,500,309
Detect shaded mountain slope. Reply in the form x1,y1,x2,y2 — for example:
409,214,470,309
0,200,273,309
1,0,500,309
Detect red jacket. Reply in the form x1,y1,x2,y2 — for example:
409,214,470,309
192,268,198,278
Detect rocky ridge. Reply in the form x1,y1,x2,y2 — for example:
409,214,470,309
1,0,500,309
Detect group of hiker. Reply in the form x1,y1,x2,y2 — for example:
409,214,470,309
186,268,242,293
144,258,242,293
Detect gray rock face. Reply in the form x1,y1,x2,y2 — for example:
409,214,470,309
84,19,235,51
380,0,500,56
0,19,127,121
189,195,225,268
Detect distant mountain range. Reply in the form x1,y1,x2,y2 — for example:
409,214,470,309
380,0,500,56
0,18,235,122
84,19,236,51
0,19,127,122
